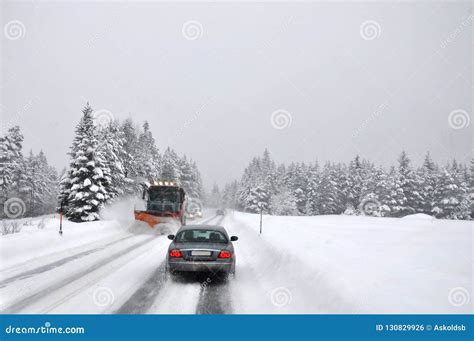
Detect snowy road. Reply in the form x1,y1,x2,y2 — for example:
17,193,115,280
0,214,234,315
0,211,470,314
115,214,231,315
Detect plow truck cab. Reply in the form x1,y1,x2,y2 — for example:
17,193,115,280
134,181,186,228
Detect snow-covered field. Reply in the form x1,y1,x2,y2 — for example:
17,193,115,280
0,210,471,314
228,212,473,314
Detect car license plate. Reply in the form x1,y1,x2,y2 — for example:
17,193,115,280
191,251,211,256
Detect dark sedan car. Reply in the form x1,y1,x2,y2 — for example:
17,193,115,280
166,225,237,276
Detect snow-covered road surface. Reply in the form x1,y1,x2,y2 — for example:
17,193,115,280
114,215,230,315
0,214,229,314
0,212,471,314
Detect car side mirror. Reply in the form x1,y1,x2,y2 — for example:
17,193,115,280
167,235,175,240
230,236,238,241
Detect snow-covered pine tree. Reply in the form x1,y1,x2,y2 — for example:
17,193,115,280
62,104,110,222
356,165,390,217
97,121,127,200
237,157,260,211
373,166,392,216
4,127,31,213
317,162,342,214
418,152,438,215
274,164,287,189
455,162,471,220
346,155,363,210
393,151,420,216
469,159,474,219
438,160,471,219
178,155,200,200
161,147,181,181
57,168,72,212
305,163,320,215
386,164,406,217
222,180,239,209
0,126,24,199
289,162,310,214
333,163,349,213
38,151,59,214
432,166,460,218
137,121,161,182
191,161,204,200
244,184,268,213
25,150,59,215
120,118,141,194
270,186,298,215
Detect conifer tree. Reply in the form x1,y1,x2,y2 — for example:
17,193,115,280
61,104,109,222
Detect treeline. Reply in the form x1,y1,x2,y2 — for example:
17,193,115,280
0,127,59,218
221,149,472,220
59,104,204,222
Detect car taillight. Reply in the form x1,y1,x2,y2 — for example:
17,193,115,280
169,249,182,258
218,250,232,259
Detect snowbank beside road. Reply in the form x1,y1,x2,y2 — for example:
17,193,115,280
0,216,132,271
0,210,470,314
228,212,472,314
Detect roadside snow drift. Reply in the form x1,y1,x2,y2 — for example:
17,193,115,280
0,211,471,314
227,212,472,314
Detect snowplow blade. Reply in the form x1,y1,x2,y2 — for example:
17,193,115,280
134,211,164,228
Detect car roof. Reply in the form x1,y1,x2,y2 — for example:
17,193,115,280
177,224,228,235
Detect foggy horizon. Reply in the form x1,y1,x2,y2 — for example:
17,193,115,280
2,1,472,189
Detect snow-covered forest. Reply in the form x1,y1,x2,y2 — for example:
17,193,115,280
0,104,205,221
0,126,59,217
221,149,473,220
1,104,472,222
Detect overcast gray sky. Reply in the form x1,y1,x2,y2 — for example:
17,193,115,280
1,1,472,189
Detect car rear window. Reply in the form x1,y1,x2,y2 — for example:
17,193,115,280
176,230,227,243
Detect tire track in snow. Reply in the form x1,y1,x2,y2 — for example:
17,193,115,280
1,216,213,313
195,273,232,314
40,237,168,314
0,234,135,288
115,215,220,314
1,235,157,314
115,261,167,314
195,214,233,314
